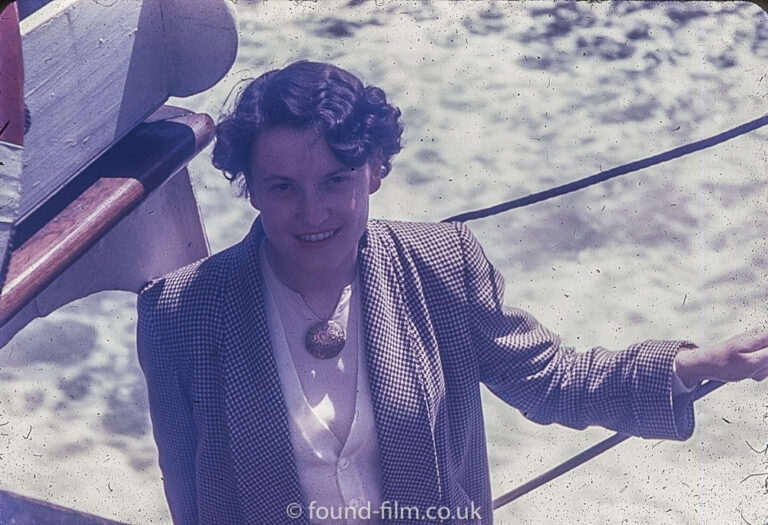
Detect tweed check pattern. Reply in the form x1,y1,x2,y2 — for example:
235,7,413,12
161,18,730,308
137,218,695,524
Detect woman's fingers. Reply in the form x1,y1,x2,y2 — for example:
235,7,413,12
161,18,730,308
735,327,768,354
677,328,768,385
750,359,768,382
716,329,764,356
739,332,768,380
723,329,768,381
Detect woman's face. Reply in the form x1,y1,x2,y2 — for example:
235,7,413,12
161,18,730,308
248,126,381,288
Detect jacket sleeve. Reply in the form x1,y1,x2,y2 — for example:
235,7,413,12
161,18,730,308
137,282,199,524
454,222,695,440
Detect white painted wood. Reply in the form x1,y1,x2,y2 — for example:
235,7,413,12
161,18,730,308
0,168,209,348
162,0,240,97
19,0,236,219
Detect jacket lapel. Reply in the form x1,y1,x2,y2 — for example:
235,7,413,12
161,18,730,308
220,219,444,523
221,219,308,524
358,223,443,518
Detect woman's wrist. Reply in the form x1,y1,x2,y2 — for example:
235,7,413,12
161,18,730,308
674,344,705,390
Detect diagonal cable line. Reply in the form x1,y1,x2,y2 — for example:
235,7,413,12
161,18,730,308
493,380,725,510
443,114,768,223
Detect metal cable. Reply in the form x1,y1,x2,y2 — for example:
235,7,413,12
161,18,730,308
443,114,768,223
493,380,725,510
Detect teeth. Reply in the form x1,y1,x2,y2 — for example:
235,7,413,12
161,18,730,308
299,230,336,242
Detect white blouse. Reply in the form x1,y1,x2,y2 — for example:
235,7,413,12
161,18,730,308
260,243,385,525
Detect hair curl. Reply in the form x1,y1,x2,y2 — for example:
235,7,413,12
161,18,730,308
212,61,403,194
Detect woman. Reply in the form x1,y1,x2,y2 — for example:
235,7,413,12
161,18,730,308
137,61,768,525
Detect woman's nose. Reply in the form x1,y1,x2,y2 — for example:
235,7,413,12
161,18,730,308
298,188,329,226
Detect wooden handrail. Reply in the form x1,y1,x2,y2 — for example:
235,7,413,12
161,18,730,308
0,106,214,327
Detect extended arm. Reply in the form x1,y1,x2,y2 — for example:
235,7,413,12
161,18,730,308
456,222,695,440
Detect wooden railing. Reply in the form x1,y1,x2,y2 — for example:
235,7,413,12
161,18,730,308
0,106,213,328
0,106,213,524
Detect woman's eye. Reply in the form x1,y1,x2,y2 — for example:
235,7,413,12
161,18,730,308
329,174,351,185
271,183,291,192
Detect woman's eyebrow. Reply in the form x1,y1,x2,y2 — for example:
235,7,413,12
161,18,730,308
261,167,351,182
262,174,294,183
324,167,352,177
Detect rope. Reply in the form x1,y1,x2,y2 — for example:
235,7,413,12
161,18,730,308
492,380,725,510
443,114,768,223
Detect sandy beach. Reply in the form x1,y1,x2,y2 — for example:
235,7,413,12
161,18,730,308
1,1,767,523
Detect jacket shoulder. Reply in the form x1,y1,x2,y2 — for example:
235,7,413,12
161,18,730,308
137,241,242,318
367,219,478,262
365,219,486,292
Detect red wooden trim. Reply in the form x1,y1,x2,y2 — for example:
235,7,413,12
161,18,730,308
0,108,214,326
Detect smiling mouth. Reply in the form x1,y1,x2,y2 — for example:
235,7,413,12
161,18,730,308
296,229,338,242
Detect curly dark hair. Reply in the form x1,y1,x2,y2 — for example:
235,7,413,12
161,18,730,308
212,61,403,193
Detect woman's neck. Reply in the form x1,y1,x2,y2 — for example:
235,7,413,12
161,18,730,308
264,243,355,318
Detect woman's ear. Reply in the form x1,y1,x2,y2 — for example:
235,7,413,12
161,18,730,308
249,191,260,210
246,171,261,209
368,148,383,195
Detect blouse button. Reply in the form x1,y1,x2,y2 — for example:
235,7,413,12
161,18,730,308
339,457,350,470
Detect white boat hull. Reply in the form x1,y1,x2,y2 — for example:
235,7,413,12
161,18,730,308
19,0,237,219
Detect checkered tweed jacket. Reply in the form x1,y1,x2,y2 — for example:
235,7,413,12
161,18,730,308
137,218,695,525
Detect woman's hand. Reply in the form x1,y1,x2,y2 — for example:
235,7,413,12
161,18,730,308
675,328,768,389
